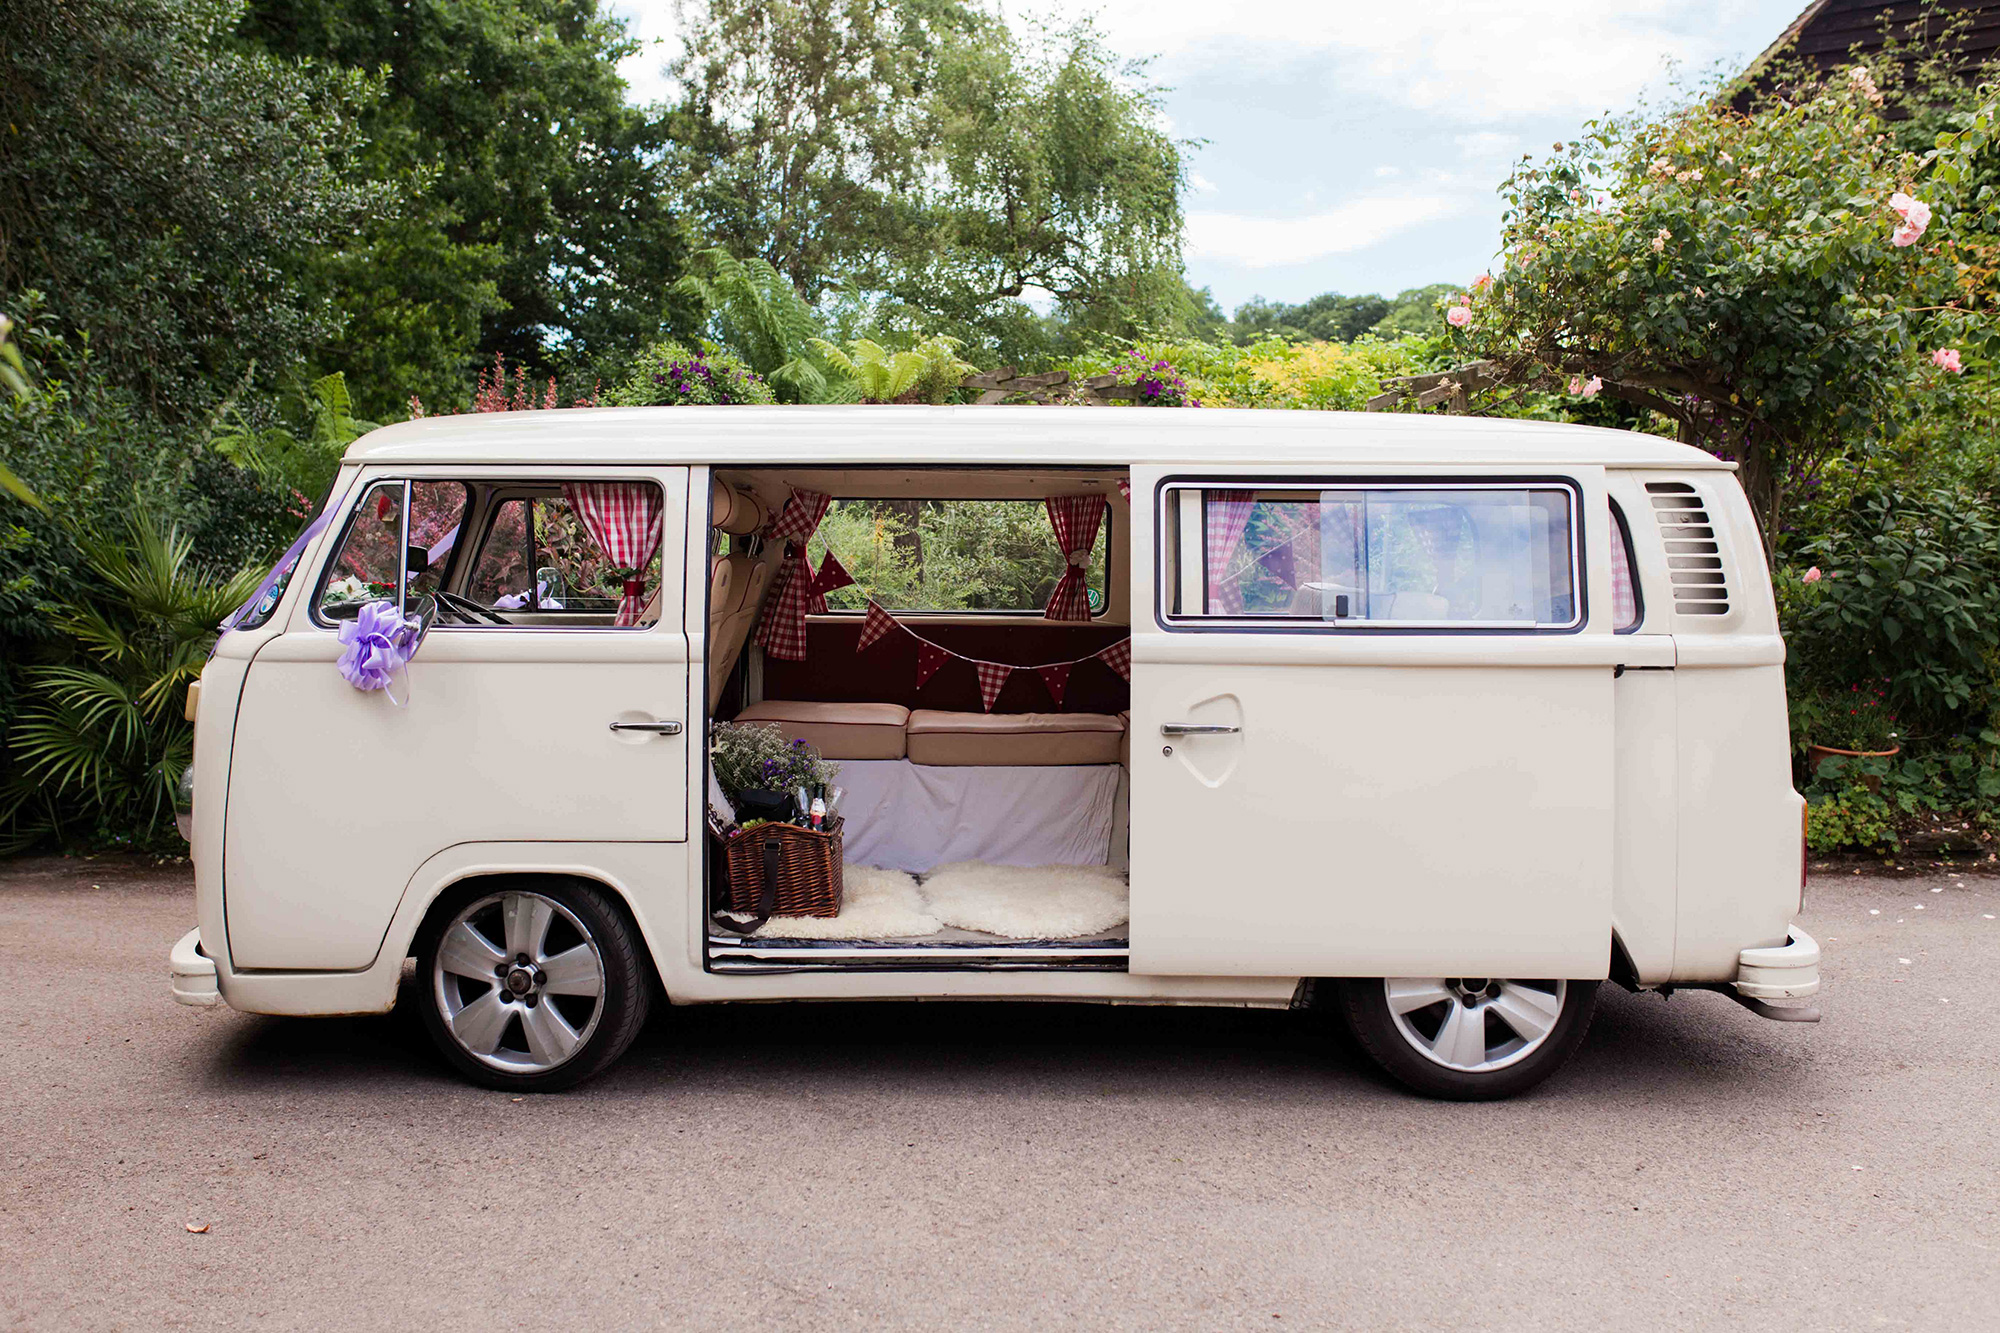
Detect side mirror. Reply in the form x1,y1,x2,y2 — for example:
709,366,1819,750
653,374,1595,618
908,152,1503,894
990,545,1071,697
406,545,430,576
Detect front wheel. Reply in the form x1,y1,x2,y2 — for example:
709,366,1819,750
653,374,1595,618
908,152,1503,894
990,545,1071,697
416,880,651,1092
1336,977,1598,1100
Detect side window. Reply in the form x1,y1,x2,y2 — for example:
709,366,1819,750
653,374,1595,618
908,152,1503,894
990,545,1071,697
460,484,665,625
1163,483,1580,630
318,480,467,618
806,498,1111,614
1610,500,1642,632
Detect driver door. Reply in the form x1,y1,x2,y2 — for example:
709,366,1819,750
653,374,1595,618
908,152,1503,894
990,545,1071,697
223,468,692,971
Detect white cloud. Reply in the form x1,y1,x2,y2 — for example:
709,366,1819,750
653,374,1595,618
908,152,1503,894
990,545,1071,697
1187,170,1220,195
1185,195,1459,268
1074,0,1725,123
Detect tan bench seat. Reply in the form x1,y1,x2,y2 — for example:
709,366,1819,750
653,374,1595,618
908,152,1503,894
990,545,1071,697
733,701,911,760
906,710,1125,767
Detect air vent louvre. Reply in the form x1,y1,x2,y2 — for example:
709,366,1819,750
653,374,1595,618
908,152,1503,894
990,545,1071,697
1645,481,1730,616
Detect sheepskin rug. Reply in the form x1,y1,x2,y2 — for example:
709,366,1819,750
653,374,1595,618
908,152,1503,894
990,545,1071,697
753,865,941,939
918,861,1129,939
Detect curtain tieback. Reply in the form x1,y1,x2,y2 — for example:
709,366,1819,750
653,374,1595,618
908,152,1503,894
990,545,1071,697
1066,548,1090,567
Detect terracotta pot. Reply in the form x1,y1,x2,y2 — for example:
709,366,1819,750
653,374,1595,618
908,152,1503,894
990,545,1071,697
1805,743,1900,793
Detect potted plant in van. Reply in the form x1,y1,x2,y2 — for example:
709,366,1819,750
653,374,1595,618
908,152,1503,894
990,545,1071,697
1803,680,1901,788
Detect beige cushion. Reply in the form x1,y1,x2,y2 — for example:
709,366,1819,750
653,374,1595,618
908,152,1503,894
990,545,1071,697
735,700,911,760
906,710,1125,767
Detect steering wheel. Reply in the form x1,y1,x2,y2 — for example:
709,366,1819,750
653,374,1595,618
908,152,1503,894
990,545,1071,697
434,590,510,625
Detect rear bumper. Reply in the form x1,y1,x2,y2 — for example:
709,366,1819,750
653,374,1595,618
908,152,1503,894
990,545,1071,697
1735,926,1820,1001
170,928,221,1007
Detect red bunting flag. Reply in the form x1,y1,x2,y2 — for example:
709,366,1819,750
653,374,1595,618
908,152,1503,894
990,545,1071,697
807,551,855,614
975,661,1012,712
915,640,954,687
1117,477,1131,501
1036,662,1072,709
1097,639,1131,681
856,600,900,652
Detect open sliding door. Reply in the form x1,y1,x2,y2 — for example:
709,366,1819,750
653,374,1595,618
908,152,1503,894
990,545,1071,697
1126,463,1619,980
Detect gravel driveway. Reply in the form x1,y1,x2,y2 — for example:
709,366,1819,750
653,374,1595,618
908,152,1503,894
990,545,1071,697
3,856,1996,1330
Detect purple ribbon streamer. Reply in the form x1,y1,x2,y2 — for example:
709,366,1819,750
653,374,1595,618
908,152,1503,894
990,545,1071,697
219,508,334,635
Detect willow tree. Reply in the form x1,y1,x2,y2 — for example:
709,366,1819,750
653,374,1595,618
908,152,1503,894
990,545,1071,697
1451,64,1987,544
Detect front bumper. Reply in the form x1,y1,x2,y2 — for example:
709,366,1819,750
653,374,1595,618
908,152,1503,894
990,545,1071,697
1735,926,1820,1001
170,928,221,1006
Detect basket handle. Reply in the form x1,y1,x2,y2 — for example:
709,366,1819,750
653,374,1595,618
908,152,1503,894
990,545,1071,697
710,833,785,935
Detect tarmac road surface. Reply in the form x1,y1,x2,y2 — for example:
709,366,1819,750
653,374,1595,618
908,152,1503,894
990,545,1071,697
3,855,1997,1330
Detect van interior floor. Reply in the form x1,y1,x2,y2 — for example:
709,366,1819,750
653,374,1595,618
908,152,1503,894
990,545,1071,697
707,861,1130,973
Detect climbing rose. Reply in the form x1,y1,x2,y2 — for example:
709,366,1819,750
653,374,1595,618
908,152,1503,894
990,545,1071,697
1568,375,1602,399
1932,347,1964,374
1803,567,1822,584
1472,273,1493,291
1889,192,1931,246
1446,304,1472,328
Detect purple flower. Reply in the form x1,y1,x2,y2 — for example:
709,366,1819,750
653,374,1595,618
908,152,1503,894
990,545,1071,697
335,600,419,693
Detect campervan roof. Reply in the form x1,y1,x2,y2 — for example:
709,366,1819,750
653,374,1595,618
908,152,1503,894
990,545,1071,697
344,404,1734,471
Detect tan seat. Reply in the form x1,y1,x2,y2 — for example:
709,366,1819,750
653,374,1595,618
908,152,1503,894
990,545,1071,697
906,710,1125,767
734,700,911,760
704,548,764,712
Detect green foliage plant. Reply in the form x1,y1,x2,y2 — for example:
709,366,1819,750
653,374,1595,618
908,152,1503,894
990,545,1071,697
673,249,836,402
606,342,776,406
210,371,376,504
3,513,262,849
811,335,975,403
1462,61,1976,541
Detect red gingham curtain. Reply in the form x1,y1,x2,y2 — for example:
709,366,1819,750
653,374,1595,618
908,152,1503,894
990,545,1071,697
562,482,664,627
754,488,832,661
1043,494,1107,621
1204,491,1256,614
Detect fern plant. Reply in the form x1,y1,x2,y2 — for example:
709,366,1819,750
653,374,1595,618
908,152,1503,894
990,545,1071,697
671,248,839,402
210,370,375,501
811,335,975,404
2,512,262,849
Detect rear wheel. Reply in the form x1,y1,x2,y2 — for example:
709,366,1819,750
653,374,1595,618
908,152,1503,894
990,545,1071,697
1336,976,1598,1100
416,880,650,1092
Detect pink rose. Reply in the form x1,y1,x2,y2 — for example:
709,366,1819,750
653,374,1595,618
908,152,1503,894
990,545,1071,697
1446,304,1472,328
1581,376,1602,399
1472,273,1493,291
1932,347,1964,373
1803,567,1822,584
1889,192,1931,245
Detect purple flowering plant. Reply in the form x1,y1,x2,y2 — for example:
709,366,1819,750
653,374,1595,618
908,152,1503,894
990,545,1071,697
1112,350,1197,407
606,340,777,407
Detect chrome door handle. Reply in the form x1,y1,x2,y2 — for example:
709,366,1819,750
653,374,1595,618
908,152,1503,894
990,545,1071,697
608,720,683,735
1160,722,1240,736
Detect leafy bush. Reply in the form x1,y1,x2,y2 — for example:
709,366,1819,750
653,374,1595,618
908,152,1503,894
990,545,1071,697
1806,783,1897,854
811,336,974,404
605,342,775,407
2,514,261,849
1785,483,2000,730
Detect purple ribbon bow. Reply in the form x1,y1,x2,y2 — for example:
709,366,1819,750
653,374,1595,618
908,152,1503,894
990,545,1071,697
336,601,420,694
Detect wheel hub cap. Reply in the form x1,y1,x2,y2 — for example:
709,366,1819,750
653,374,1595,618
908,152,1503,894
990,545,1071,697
1384,978,1567,1074
432,891,608,1075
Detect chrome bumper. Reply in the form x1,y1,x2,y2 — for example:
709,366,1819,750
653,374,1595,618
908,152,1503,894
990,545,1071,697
170,928,221,1007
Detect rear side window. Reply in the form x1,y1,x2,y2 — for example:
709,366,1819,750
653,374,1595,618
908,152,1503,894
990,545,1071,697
806,498,1111,615
1610,500,1642,632
1161,482,1581,630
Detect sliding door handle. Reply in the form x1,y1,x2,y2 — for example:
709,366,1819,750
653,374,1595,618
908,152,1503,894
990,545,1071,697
608,720,683,735
1160,722,1239,736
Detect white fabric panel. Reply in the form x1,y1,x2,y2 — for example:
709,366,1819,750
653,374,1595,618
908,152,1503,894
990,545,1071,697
835,761,1120,874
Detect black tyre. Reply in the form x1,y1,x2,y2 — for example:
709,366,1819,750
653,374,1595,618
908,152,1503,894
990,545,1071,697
415,878,651,1092
1335,976,1598,1100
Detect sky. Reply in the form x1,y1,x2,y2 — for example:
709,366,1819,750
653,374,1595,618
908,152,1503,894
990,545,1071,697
611,0,1810,315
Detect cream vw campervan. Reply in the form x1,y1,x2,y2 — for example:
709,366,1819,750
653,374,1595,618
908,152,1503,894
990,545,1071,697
171,407,1820,1099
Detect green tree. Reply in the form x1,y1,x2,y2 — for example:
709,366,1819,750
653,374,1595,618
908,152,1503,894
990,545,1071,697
240,0,692,403
1456,66,1977,538
0,0,385,420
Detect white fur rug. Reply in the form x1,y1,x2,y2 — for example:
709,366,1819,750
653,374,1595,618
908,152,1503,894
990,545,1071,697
918,861,1129,939
753,865,941,939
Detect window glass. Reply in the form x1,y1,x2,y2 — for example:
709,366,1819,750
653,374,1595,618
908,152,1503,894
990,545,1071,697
1610,501,1641,632
319,480,467,616
1167,485,1578,629
463,489,662,619
806,498,1111,614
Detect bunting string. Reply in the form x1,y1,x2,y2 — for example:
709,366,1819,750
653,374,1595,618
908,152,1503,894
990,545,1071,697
851,599,1130,712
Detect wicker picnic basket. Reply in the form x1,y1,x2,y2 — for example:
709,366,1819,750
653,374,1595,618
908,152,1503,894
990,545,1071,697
723,817,845,921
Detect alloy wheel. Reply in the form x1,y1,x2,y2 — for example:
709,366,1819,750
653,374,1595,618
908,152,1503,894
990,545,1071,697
432,891,607,1075
1382,977,1568,1074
